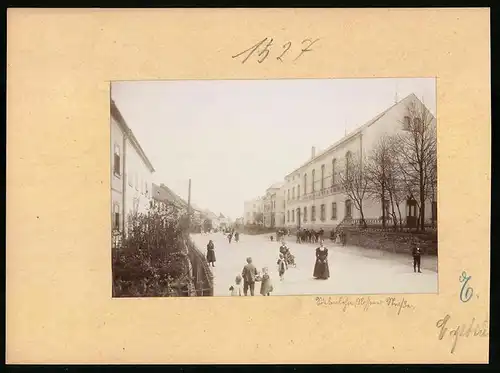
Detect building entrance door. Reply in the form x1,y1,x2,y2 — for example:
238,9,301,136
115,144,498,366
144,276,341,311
406,197,418,228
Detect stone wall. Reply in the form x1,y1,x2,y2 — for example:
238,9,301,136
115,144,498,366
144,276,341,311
345,228,437,255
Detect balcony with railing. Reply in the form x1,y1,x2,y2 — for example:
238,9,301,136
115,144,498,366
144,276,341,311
286,183,344,206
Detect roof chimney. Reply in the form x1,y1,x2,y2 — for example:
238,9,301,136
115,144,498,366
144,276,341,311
311,146,316,159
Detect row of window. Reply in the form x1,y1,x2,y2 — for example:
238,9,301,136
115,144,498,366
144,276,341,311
286,152,352,200
286,200,352,223
113,143,150,197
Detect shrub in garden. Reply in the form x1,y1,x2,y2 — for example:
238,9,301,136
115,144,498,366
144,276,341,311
112,202,194,297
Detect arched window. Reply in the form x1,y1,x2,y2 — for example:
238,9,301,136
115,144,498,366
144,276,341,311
345,151,352,179
292,209,295,222
287,210,290,222
292,186,295,200
332,158,337,185
304,206,308,222
312,169,316,192
321,164,325,190
304,173,308,194
297,185,300,198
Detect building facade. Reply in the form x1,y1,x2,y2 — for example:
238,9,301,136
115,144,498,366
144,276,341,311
111,100,155,237
243,197,264,225
283,93,436,231
263,182,285,228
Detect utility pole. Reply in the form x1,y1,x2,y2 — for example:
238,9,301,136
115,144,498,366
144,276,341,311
187,179,192,229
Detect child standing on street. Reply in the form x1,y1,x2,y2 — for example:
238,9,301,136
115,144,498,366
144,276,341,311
277,253,287,281
412,245,422,273
229,275,243,296
259,267,273,296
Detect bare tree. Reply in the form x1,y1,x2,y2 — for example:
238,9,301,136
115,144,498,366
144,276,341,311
385,151,406,230
395,98,437,231
339,152,369,228
425,144,438,229
365,136,392,228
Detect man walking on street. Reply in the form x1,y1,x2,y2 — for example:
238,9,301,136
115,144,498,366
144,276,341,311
412,244,422,273
241,257,258,296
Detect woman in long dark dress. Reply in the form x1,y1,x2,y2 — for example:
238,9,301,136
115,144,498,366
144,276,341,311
206,240,216,267
313,242,330,279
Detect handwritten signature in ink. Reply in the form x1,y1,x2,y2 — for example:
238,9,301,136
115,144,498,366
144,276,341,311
436,314,488,353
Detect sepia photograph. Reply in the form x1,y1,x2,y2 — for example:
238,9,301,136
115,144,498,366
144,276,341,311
110,78,437,298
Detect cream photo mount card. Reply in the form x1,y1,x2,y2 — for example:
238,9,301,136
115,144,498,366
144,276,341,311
6,8,490,364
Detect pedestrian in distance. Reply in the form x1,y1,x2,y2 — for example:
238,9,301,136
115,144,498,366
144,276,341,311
259,267,273,296
228,232,233,244
336,230,342,245
229,275,243,296
412,244,422,273
241,257,258,296
234,231,240,243
277,253,287,281
206,239,216,267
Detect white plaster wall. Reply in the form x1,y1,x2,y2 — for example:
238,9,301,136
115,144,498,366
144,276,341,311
124,139,154,222
111,117,125,231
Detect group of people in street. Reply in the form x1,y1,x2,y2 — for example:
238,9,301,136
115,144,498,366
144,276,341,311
227,238,330,296
230,257,273,296
295,228,325,244
276,228,291,242
204,224,426,298
223,228,240,244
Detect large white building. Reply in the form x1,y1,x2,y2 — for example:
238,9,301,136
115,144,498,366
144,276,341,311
243,197,264,225
282,93,436,231
111,100,155,237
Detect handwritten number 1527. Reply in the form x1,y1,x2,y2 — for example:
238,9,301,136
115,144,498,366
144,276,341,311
232,37,320,64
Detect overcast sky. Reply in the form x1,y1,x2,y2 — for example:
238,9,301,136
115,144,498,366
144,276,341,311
111,78,436,220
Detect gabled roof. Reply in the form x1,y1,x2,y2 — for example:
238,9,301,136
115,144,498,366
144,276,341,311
153,183,188,208
191,203,204,213
219,213,226,219
267,182,284,191
204,210,219,220
284,93,419,178
111,100,155,173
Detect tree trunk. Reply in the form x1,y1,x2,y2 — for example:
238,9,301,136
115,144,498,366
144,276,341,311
381,181,386,228
419,167,425,232
388,189,397,231
359,205,367,228
396,203,403,232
